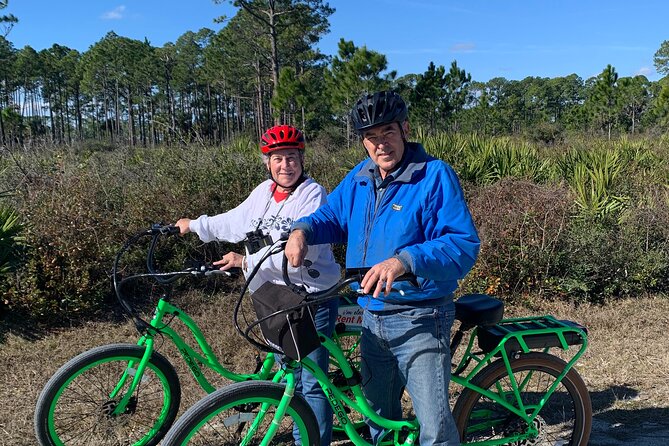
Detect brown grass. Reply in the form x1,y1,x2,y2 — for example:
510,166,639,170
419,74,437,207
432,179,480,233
2,293,669,445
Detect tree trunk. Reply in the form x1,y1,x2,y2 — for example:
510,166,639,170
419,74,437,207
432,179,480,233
150,94,156,147
256,59,265,137
75,89,82,140
48,95,56,143
268,0,279,120
64,91,71,145
115,81,121,142
127,86,135,147
0,107,5,146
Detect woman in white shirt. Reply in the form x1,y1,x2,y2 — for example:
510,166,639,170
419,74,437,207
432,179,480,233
175,124,340,446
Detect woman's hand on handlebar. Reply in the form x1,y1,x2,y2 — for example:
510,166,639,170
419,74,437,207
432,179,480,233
360,257,407,299
175,218,191,235
285,230,308,267
213,252,245,271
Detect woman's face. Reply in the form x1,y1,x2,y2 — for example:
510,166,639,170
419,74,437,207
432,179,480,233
266,148,303,190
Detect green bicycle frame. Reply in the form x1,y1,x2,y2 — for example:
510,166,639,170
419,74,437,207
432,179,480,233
249,315,586,446
259,334,420,446
110,298,276,416
451,315,588,445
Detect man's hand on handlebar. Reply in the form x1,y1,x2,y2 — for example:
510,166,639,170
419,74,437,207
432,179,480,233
360,257,407,299
175,218,191,235
213,252,245,271
285,230,308,267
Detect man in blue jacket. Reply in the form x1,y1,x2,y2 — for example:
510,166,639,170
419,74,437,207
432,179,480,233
285,90,480,445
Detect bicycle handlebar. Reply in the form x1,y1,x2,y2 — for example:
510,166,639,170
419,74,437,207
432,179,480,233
280,249,419,301
236,237,419,355
112,223,238,330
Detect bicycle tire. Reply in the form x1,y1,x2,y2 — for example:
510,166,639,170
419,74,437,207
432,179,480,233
34,343,181,446
453,352,591,446
161,380,320,446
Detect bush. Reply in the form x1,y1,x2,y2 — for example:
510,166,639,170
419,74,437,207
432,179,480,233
3,132,669,320
465,175,669,303
0,146,266,321
463,178,572,299
0,205,23,276
554,189,669,301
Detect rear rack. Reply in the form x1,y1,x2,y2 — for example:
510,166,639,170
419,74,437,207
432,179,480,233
477,316,588,354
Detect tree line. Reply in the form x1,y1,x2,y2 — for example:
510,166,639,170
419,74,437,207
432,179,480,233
1,0,669,148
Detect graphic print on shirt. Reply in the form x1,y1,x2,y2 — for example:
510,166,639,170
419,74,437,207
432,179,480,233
251,214,294,234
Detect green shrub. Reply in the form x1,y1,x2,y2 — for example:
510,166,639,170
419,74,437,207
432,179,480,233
463,178,572,299
538,185,669,302
0,145,266,320
2,132,669,320
0,205,23,276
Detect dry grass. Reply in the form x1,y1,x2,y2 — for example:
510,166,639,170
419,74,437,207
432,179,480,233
2,293,669,445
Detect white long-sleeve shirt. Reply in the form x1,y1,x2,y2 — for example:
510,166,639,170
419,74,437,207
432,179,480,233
189,177,340,293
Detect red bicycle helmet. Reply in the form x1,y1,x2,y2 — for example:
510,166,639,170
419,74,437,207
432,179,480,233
260,125,305,154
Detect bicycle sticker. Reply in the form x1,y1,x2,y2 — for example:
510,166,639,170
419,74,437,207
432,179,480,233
337,305,363,329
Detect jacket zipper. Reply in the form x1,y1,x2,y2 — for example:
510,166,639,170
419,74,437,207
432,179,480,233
362,182,393,265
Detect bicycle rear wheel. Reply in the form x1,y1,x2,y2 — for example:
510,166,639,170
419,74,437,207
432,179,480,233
453,352,591,446
331,328,361,370
161,380,320,446
34,343,180,446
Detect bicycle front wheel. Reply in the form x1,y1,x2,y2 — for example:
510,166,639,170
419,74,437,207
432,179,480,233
162,380,320,446
453,352,591,446
34,343,181,446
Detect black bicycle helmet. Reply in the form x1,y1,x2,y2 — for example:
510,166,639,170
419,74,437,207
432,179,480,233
350,90,408,134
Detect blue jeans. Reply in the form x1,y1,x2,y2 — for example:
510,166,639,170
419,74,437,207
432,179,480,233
290,298,338,446
361,304,460,446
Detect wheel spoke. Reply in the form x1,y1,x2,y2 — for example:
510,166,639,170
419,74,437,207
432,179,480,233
455,353,591,446
35,345,180,446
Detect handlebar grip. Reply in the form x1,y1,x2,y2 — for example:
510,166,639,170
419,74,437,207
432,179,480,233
344,267,419,287
150,223,180,235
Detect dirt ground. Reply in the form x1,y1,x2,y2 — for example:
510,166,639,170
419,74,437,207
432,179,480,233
1,293,669,445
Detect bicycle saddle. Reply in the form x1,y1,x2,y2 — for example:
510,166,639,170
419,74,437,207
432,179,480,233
455,294,504,327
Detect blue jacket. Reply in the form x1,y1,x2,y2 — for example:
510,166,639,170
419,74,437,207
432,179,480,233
295,143,480,311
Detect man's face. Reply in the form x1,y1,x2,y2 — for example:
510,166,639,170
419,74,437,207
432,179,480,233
267,148,303,189
362,121,408,179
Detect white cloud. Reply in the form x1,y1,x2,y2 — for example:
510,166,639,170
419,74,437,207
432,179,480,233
101,5,126,20
636,66,653,76
451,42,476,53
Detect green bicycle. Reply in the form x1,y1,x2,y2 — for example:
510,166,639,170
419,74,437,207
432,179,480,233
161,245,592,445
33,224,361,446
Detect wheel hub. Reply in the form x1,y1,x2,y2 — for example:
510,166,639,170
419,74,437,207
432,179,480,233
100,396,137,418
505,415,547,446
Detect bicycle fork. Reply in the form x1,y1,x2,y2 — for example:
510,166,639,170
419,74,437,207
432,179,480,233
108,337,156,417
242,369,297,446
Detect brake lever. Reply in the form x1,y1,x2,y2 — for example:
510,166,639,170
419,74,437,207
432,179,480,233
205,269,233,277
184,260,240,277
354,287,406,296
148,223,180,236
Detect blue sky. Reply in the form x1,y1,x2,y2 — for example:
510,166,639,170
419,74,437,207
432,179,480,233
4,0,668,82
